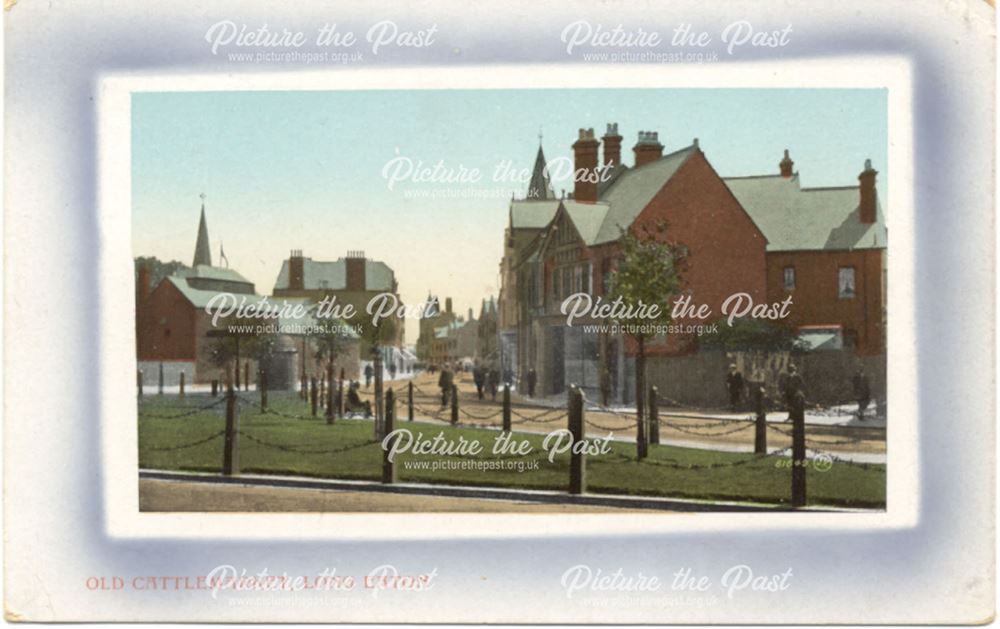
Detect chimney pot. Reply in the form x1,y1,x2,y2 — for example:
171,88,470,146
858,158,878,224
602,122,623,167
572,127,601,202
633,130,664,168
780,149,795,178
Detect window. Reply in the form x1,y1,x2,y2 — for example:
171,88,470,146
838,267,856,299
783,266,795,290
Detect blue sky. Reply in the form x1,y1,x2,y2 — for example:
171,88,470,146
132,88,887,339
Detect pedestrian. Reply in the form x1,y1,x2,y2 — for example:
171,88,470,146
526,367,537,398
782,364,805,420
486,366,499,401
725,364,745,410
388,361,397,380
438,364,453,407
852,367,871,420
364,363,373,389
473,361,486,400
598,365,611,406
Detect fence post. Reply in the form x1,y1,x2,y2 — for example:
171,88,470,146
791,391,806,507
310,377,318,417
158,362,164,395
382,389,397,484
211,379,218,397
179,372,185,398
648,385,659,445
326,364,335,425
244,362,249,392
408,380,414,422
137,370,143,398
223,384,240,476
337,368,345,419
754,385,767,455
260,370,268,411
450,383,459,425
568,385,586,494
502,385,512,432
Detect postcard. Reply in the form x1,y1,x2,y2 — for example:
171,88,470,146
4,0,995,624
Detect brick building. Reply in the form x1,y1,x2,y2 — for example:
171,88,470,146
498,124,885,400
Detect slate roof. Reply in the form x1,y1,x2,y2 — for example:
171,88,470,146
273,257,396,292
165,276,258,309
563,201,612,245
723,175,886,251
526,145,556,200
177,264,253,285
510,200,560,230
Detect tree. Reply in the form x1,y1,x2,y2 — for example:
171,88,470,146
347,312,398,438
202,314,280,388
607,223,685,460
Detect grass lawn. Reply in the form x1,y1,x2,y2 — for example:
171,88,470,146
138,393,886,509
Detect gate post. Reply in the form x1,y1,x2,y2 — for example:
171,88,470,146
450,383,459,425
326,363,335,425
648,385,659,445
754,384,767,455
382,389,397,484
223,383,240,476
179,372,185,398
310,377,318,417
568,385,587,494
791,391,807,507
408,380,415,422
502,385,512,432
260,370,268,411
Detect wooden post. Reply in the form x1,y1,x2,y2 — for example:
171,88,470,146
326,363,335,425
235,362,241,390
407,380,414,422
450,383,459,425
179,372,185,398
648,385,659,445
310,377,318,417
337,368,345,419
754,384,767,455
791,391,807,507
260,370,268,411
137,370,143,397
243,362,249,392
223,384,240,476
158,362,164,395
382,388,397,484
568,385,586,494
502,384,512,432
211,379,218,397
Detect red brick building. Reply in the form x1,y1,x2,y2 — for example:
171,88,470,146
498,124,886,400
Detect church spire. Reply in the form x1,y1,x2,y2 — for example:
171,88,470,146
526,140,555,200
193,193,212,267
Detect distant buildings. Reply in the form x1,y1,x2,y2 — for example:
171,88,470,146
497,124,886,400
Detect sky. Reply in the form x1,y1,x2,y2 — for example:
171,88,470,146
132,88,888,340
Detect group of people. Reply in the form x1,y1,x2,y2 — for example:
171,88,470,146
433,362,537,407
725,363,873,420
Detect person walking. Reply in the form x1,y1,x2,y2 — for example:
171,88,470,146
473,362,486,400
725,364,745,410
486,366,499,401
782,364,805,421
852,367,871,420
438,364,453,407
364,363,373,389
526,367,537,398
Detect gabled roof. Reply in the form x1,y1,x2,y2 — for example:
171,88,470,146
510,200,560,230
723,174,886,251
177,264,253,285
165,276,258,309
563,200,611,245
592,145,698,244
273,257,395,292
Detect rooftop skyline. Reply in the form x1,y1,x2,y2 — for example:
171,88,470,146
132,88,888,339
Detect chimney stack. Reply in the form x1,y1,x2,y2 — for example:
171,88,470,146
345,250,366,291
858,159,878,224
780,149,794,178
602,123,622,168
289,249,305,291
633,131,664,168
468,307,474,322
137,262,151,303
572,128,600,203
445,297,453,313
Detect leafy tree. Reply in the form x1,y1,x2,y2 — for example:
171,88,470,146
134,256,189,291
607,222,685,459
699,317,805,352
